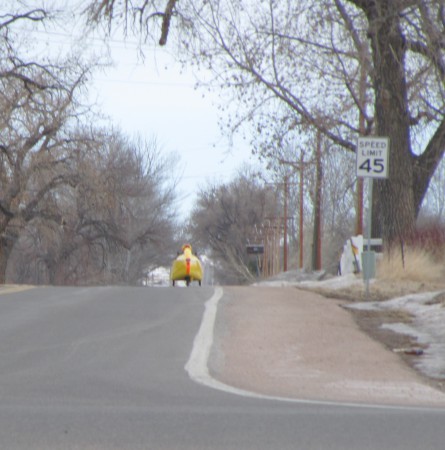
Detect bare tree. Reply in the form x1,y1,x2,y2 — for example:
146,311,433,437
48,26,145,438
83,0,445,249
177,0,445,246
94,133,179,284
84,0,179,45
189,168,277,284
420,157,445,222
0,3,182,285
0,7,96,283
8,130,179,285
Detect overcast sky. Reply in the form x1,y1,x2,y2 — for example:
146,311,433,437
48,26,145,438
20,2,257,221
90,43,255,219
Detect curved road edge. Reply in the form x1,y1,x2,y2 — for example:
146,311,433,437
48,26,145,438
184,286,438,410
0,285,35,295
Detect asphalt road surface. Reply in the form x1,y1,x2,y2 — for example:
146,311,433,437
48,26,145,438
0,286,444,449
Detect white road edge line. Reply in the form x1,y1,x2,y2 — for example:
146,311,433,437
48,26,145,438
185,286,442,411
185,286,264,398
0,285,35,295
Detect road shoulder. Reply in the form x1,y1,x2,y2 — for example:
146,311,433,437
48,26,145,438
210,286,445,407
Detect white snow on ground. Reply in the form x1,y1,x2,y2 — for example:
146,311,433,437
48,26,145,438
254,270,364,289
347,291,445,380
144,267,171,286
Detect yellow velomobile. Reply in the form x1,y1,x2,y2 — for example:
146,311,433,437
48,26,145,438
171,244,203,287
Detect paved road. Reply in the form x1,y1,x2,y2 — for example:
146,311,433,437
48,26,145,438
0,286,444,449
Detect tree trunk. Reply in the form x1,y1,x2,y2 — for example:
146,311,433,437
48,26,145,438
365,1,416,245
0,246,7,284
412,120,445,216
0,236,15,284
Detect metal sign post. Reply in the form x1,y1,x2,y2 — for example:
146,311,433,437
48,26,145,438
356,137,389,297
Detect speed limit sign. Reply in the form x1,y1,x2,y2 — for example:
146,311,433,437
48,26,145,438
356,137,389,178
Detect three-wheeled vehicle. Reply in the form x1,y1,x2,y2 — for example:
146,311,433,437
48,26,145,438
170,244,203,287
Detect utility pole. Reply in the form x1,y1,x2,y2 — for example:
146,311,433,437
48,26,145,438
277,153,310,270
283,175,288,272
265,176,294,273
312,131,323,271
299,153,304,269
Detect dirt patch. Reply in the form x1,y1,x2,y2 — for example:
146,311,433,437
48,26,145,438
307,278,445,393
215,285,445,406
305,278,445,302
348,309,425,365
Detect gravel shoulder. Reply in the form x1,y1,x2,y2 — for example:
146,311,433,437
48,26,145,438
210,285,445,407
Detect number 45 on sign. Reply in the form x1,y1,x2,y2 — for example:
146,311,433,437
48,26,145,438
356,137,389,179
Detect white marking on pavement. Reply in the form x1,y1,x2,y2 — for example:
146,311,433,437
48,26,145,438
0,285,35,295
185,286,266,397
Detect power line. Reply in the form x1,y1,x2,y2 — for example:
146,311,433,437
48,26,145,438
23,27,161,54
94,77,194,87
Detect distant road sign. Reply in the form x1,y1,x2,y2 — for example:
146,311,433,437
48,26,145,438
246,245,264,255
356,137,389,178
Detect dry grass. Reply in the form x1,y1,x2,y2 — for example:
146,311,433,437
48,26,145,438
308,279,440,303
376,246,445,283
303,247,445,303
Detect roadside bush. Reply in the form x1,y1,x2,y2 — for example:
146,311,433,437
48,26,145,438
405,222,445,261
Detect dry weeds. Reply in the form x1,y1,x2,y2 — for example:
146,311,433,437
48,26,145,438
377,246,445,283
310,246,445,302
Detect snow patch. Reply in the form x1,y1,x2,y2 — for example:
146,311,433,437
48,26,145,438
348,291,445,379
